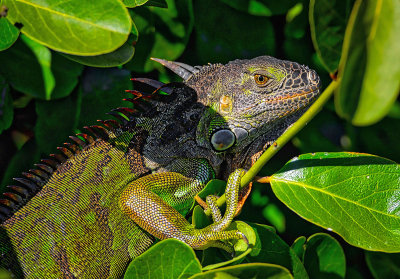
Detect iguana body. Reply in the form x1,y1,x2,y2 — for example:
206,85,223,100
0,56,320,278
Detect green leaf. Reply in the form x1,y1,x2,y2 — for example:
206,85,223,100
303,233,346,279
219,0,296,16
270,152,400,252
357,118,400,162
62,38,135,67
35,88,81,155
291,236,306,262
123,0,150,8
247,223,309,279
0,38,82,100
143,0,168,8
78,68,132,127
0,77,13,134
365,251,400,279
21,35,55,100
309,0,354,73
335,0,400,125
0,139,40,191
125,0,193,72
197,179,227,201
0,17,19,51
124,239,202,279
262,204,286,233
3,0,131,55
190,263,293,279
193,0,275,65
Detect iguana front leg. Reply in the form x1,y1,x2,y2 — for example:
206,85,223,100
119,162,247,250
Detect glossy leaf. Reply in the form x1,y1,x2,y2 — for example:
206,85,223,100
358,118,400,162
21,35,55,100
35,88,81,155
143,0,168,8
78,68,132,127
247,223,309,278
309,0,354,73
270,152,400,252
335,0,400,125
365,251,400,279
0,140,41,191
303,233,346,279
291,236,306,262
190,263,293,279
220,0,295,16
62,39,135,67
124,239,201,279
0,17,19,51
0,77,13,134
3,0,131,55
123,0,149,7
125,0,193,72
0,38,82,100
193,0,275,65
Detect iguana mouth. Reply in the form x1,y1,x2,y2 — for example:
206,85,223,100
242,88,320,112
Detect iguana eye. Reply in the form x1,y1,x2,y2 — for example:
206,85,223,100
211,129,235,151
254,74,269,86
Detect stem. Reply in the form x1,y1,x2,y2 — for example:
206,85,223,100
204,80,338,215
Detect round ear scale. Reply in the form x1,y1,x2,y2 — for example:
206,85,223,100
211,129,236,151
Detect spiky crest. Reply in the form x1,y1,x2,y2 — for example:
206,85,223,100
0,79,177,223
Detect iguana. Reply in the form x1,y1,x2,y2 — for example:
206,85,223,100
0,56,320,278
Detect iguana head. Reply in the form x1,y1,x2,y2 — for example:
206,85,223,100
153,56,321,161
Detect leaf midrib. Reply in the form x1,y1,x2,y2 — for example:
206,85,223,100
273,178,400,220
14,0,127,34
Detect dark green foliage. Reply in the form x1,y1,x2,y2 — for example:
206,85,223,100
0,0,399,278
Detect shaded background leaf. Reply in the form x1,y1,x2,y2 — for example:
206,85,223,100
335,0,400,125
0,16,19,51
365,251,400,279
0,77,13,134
309,0,354,73
303,233,346,279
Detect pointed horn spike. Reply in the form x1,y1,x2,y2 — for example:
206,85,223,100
22,172,44,185
69,136,87,148
57,146,74,158
63,143,80,154
13,178,38,192
97,119,120,129
34,163,54,174
131,78,165,89
29,168,50,180
106,111,129,122
3,192,23,203
86,125,109,140
50,153,67,163
7,185,29,198
151,58,195,80
0,198,15,208
77,133,94,144
40,158,59,169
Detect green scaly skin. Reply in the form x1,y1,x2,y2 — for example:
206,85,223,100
0,56,320,278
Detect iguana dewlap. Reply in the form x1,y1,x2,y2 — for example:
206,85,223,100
0,56,320,278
